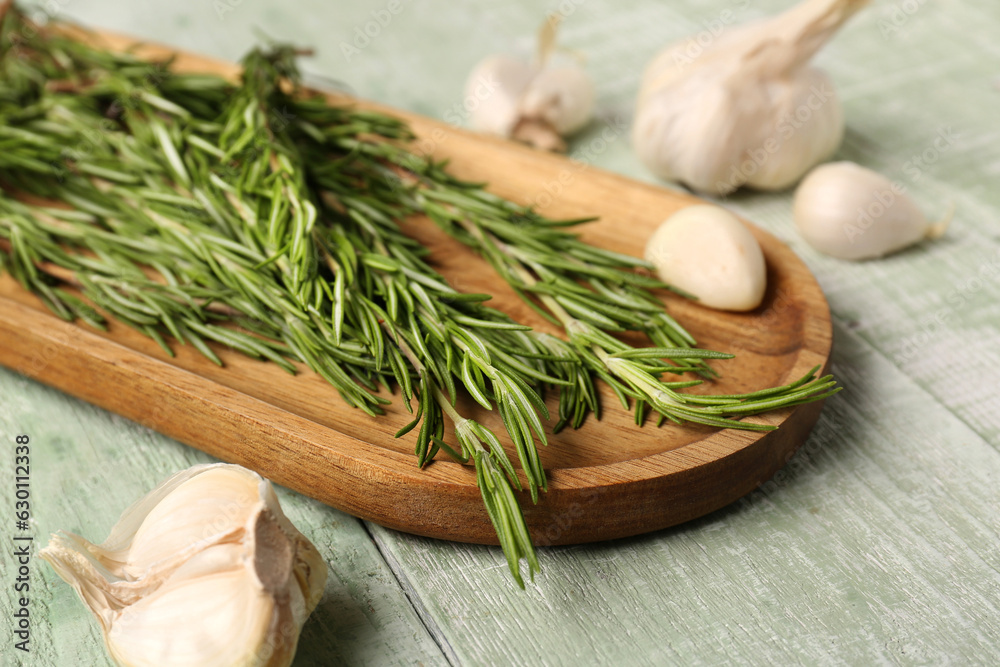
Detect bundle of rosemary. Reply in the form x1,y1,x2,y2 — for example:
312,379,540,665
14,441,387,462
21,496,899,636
0,5,838,586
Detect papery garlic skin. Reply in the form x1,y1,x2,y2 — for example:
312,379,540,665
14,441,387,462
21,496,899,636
518,65,594,136
41,464,327,667
633,0,867,194
645,205,767,312
794,161,944,260
744,67,844,190
465,18,594,151
465,55,535,137
106,546,277,666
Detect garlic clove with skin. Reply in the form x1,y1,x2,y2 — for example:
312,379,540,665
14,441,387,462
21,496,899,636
517,65,594,136
465,16,594,152
465,55,535,138
105,545,281,667
645,205,767,312
41,463,327,667
633,0,868,194
793,161,949,260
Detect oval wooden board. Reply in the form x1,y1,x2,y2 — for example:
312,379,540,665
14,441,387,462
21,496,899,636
0,29,832,546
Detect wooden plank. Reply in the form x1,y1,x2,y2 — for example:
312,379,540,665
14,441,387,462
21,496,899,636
0,30,833,546
365,322,1000,664
8,0,999,665
0,365,448,666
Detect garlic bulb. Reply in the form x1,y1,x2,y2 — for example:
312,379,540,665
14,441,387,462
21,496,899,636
41,464,327,667
633,0,868,194
793,161,949,260
465,16,594,151
645,204,767,312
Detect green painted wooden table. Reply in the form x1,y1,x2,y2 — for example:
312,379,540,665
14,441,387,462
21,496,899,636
3,0,1000,664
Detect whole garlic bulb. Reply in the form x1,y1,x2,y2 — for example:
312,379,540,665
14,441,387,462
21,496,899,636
41,464,327,667
793,161,949,260
645,204,767,312
465,16,594,152
633,0,868,194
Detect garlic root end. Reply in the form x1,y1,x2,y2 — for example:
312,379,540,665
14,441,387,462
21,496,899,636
926,201,955,240
511,118,566,152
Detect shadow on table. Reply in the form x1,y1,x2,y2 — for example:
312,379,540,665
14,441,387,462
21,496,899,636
542,385,858,564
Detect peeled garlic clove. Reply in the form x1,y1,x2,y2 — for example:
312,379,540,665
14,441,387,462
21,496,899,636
633,0,868,194
793,161,947,260
41,464,327,667
465,17,593,151
645,205,767,312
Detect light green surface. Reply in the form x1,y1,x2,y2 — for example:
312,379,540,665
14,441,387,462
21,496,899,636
2,0,1000,664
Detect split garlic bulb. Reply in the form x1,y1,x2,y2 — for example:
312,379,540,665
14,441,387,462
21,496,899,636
794,161,949,260
633,0,869,194
41,464,327,667
645,204,767,312
465,16,594,151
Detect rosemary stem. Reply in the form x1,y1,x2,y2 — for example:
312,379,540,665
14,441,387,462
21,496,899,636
433,387,474,445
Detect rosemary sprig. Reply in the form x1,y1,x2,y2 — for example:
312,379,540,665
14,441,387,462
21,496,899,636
451,234,840,431
291,106,839,430
0,4,839,587
318,137,706,366
219,51,564,586
288,103,600,433
0,17,551,584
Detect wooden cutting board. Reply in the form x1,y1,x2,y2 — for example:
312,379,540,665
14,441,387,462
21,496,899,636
0,29,832,546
